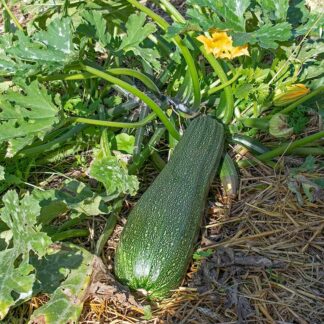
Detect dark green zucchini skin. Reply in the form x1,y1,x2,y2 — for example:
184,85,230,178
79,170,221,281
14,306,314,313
114,116,224,299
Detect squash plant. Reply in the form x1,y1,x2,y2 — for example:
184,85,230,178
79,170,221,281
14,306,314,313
0,0,323,320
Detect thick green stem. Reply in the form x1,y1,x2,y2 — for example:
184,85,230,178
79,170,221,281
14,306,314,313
18,124,86,157
242,118,269,130
126,0,201,110
1,0,24,31
40,68,160,94
238,131,324,168
200,46,234,124
291,147,324,156
50,229,89,241
158,0,186,23
70,112,156,128
81,65,180,139
108,68,160,93
151,151,166,171
207,70,241,96
95,199,123,255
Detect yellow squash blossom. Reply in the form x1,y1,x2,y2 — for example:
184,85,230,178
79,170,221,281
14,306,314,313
273,84,310,107
197,30,249,59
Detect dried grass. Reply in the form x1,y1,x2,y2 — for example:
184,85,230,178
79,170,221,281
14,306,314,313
79,159,324,323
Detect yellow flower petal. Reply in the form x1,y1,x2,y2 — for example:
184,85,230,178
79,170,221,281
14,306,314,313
197,31,249,60
274,84,310,106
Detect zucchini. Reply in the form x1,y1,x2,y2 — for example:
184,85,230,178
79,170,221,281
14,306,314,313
114,116,224,299
231,134,270,155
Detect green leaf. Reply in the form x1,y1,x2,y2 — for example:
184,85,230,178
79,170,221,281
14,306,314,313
0,191,52,319
55,180,111,216
33,180,111,225
89,154,139,196
257,83,270,104
235,84,254,99
187,0,251,31
119,12,156,51
0,55,26,77
8,18,75,64
287,107,310,134
298,41,324,81
294,9,324,36
118,12,160,69
256,0,289,22
1,191,52,257
166,22,201,39
115,133,135,154
193,248,214,260
80,10,111,47
1,18,77,76
29,243,97,324
232,22,292,49
0,251,35,319
296,40,324,63
186,8,217,30
0,80,60,157
133,47,161,70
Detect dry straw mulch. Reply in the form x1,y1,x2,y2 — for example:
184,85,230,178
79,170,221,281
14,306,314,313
79,158,324,324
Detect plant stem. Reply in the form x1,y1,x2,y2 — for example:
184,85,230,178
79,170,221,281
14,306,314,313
158,0,186,23
151,151,166,171
207,70,241,96
127,0,169,29
95,199,123,255
50,229,89,241
238,131,324,168
291,147,324,156
40,68,160,94
106,100,139,118
70,112,156,128
241,118,269,130
81,65,180,139
18,124,87,157
126,0,201,110
108,68,160,93
133,105,150,157
1,0,24,31
200,46,234,124
129,126,166,174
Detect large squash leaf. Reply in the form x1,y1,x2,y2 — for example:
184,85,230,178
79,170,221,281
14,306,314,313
0,81,60,157
0,191,52,319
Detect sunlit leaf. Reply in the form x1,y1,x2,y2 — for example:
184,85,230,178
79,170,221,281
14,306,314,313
79,10,112,47
89,153,139,196
256,0,289,22
118,12,160,69
232,22,292,49
0,81,60,157
188,0,250,31
0,191,52,319
30,243,97,324
115,133,135,154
